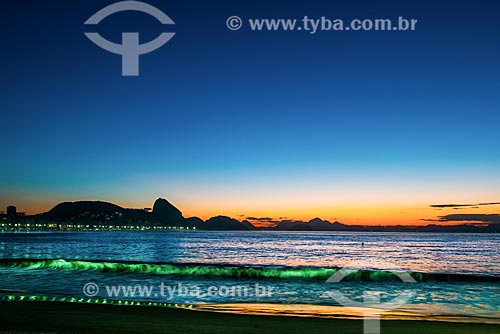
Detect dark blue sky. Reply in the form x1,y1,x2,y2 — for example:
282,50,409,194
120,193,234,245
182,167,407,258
1,0,499,222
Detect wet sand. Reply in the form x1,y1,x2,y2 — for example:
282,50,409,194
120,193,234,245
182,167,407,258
1,301,500,333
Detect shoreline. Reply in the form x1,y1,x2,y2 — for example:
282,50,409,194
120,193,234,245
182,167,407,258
1,301,500,334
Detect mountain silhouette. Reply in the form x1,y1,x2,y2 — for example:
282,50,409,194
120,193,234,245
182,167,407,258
152,198,184,226
275,218,348,231
41,199,184,227
38,199,256,230
44,201,124,220
31,198,500,232
204,216,255,230
185,217,204,229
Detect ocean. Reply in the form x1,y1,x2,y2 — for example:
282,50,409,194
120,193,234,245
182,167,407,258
0,231,499,322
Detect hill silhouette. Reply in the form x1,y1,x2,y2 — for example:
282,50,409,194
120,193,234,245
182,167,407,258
44,201,124,220
41,199,186,227
204,216,255,230
152,198,184,226
38,199,256,230
275,218,350,231
31,198,500,232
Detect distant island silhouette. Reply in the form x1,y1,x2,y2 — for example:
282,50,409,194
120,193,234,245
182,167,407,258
1,198,498,233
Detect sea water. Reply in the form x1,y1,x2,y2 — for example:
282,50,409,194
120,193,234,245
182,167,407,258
0,231,498,322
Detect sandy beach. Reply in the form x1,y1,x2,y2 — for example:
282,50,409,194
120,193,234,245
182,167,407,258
1,301,499,334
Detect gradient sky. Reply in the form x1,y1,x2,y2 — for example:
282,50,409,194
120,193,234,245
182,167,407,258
1,0,499,225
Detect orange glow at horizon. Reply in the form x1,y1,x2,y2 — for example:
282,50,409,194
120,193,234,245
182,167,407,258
179,205,499,227
4,197,499,227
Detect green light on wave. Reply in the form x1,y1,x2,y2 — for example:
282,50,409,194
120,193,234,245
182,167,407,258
0,295,192,309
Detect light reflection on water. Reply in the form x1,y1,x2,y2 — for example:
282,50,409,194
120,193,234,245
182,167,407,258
0,231,499,321
0,231,499,275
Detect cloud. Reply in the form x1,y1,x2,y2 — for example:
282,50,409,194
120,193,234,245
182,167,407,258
422,214,500,224
279,219,306,224
246,217,280,223
430,202,500,209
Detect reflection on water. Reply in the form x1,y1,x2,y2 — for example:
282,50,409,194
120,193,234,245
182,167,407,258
193,303,500,324
0,231,499,322
0,231,499,275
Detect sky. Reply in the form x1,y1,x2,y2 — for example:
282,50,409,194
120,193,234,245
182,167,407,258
1,0,499,225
